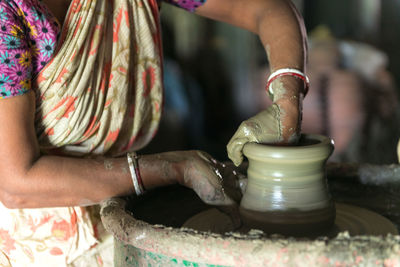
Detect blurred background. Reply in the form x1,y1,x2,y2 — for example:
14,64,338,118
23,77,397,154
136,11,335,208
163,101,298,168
142,0,400,164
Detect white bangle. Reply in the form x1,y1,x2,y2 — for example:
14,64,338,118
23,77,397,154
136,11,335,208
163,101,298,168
266,68,310,96
127,152,144,196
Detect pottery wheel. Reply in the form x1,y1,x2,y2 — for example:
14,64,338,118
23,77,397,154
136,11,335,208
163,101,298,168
183,203,398,236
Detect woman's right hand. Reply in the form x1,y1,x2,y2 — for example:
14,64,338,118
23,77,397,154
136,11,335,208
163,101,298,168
157,150,246,227
173,150,246,206
139,150,247,207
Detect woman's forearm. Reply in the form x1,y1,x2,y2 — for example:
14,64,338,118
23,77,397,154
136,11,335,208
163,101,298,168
257,0,306,72
0,92,185,209
11,155,134,208
197,0,307,109
197,0,306,73
2,152,183,209
255,0,307,142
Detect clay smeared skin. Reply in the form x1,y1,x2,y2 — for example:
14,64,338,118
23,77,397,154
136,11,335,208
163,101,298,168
227,75,304,166
138,151,246,227
139,151,244,206
223,0,307,166
227,104,282,166
271,76,304,144
103,159,114,170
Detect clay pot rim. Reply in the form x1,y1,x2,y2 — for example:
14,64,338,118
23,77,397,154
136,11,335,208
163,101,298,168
243,133,334,160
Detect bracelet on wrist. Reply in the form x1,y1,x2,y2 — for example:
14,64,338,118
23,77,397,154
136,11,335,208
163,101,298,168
266,68,310,98
127,152,145,196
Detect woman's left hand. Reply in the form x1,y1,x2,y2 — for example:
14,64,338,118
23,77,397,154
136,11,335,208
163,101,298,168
227,77,303,166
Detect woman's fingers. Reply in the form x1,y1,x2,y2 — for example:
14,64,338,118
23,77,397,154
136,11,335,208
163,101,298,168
227,136,249,167
183,151,247,211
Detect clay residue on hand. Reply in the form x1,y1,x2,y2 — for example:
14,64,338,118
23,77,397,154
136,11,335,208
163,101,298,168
271,83,300,142
104,159,113,170
227,104,284,166
274,103,284,142
265,44,271,61
183,154,226,205
270,79,287,102
287,132,300,143
270,76,302,144
268,80,300,143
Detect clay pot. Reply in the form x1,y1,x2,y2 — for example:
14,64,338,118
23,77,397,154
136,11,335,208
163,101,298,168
240,134,335,236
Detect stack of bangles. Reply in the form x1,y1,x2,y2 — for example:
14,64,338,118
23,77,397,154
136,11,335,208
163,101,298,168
127,152,145,196
266,68,310,98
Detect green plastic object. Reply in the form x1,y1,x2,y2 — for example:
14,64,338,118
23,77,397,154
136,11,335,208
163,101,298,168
114,239,227,267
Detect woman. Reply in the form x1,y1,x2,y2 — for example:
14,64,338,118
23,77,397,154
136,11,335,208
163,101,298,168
0,0,307,265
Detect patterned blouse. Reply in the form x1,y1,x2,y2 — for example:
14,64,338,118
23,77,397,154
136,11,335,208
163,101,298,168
0,0,207,99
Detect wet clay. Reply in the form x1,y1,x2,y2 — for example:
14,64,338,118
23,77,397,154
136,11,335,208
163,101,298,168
239,134,335,235
183,203,397,237
239,203,335,237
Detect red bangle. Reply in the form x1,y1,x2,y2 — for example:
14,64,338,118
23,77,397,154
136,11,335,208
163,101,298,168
266,68,310,97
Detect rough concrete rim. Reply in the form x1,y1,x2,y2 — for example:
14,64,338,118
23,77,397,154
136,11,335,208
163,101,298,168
101,197,400,266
